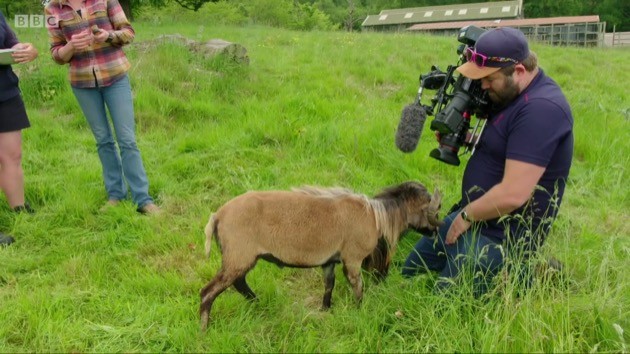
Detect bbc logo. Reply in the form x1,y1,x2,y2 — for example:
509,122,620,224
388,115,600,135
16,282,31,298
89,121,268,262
14,15,58,28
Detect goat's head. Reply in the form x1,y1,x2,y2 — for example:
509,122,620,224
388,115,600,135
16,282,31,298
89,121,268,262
387,181,443,234
410,186,443,235
373,181,443,234
362,182,443,279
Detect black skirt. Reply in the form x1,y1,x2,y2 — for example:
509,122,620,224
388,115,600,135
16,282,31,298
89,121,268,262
0,94,30,133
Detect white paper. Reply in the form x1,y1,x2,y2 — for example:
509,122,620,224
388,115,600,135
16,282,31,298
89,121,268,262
0,48,17,65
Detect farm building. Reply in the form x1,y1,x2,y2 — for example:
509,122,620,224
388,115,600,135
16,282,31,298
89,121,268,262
361,0,523,32
408,16,605,47
361,1,606,47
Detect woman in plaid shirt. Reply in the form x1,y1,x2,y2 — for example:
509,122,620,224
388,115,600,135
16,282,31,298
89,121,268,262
45,0,160,214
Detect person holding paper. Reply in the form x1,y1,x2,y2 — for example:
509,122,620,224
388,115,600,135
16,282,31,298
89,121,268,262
0,10,38,228
45,0,160,214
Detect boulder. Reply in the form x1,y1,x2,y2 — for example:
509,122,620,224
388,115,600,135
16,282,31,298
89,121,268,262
138,34,249,64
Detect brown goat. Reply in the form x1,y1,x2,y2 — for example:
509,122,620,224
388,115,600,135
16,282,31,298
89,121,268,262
199,181,442,331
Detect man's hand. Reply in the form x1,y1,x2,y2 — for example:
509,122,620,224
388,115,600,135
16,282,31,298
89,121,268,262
444,159,545,245
11,43,38,63
445,212,471,245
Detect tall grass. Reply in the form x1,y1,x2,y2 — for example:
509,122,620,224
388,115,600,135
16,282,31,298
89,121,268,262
0,20,628,352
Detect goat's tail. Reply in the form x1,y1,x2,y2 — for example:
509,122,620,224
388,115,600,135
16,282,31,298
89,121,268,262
204,213,217,258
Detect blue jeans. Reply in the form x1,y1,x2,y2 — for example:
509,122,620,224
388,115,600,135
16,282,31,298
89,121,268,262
402,210,506,296
72,75,153,208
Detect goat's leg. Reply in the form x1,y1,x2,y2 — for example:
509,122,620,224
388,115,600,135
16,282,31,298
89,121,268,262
342,262,364,306
233,275,256,300
321,263,336,310
199,268,239,331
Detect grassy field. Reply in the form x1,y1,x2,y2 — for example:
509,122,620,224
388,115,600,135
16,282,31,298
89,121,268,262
1,19,628,352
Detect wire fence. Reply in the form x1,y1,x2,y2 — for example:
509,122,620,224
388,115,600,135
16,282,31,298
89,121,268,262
515,22,606,47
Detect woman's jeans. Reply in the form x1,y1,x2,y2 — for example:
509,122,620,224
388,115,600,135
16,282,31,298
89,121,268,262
402,210,507,296
72,75,153,208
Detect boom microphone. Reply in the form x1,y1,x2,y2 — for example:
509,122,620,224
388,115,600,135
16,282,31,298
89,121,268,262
395,103,427,153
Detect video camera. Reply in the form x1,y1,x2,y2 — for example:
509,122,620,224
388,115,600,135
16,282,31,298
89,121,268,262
417,25,492,166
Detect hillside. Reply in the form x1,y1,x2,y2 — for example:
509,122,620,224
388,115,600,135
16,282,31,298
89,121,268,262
1,23,628,352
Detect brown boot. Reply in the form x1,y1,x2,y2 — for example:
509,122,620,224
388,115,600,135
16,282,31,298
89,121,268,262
137,203,161,215
100,199,121,212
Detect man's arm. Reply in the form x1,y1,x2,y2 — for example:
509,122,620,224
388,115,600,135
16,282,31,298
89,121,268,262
1,12,19,48
445,159,545,244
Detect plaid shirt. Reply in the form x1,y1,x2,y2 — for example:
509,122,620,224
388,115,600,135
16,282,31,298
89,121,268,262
45,0,134,88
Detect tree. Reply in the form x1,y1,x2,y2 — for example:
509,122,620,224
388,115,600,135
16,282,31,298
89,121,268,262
172,0,219,11
1,0,43,18
523,0,585,18
343,0,358,31
118,0,133,20
597,0,630,31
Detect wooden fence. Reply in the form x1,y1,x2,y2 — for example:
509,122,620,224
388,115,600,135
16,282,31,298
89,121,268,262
611,31,630,47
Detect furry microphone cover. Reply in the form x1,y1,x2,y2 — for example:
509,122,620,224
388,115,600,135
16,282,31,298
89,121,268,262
395,104,427,153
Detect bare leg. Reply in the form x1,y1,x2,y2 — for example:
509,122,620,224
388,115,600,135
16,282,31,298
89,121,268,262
0,131,25,208
321,263,336,309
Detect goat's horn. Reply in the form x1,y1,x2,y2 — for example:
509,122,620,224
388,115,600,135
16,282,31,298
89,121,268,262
427,188,444,226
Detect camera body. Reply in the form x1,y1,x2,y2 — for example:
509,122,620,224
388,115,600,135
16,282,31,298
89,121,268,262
419,25,491,166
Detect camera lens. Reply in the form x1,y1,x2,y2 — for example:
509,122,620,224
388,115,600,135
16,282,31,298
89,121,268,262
430,147,460,166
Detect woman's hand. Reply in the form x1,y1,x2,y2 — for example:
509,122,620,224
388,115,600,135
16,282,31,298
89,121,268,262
11,43,38,63
54,29,93,63
92,28,110,43
69,29,94,50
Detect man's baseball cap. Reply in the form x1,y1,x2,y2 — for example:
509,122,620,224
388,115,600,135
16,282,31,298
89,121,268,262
456,27,529,80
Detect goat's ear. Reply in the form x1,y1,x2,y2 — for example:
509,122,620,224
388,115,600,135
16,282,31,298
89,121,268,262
427,188,443,226
430,188,442,207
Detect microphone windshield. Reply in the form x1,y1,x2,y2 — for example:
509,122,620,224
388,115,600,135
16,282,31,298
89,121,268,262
395,104,427,153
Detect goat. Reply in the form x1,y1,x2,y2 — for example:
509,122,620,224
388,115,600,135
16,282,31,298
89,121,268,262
199,181,442,331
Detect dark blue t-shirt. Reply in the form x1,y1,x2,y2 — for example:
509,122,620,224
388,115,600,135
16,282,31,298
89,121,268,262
461,69,573,250
0,10,20,102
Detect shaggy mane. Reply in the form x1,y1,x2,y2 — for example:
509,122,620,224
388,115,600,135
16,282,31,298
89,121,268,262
368,199,405,250
293,186,363,199
293,186,407,245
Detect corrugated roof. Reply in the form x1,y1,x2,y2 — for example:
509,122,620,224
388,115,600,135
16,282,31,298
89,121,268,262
407,15,601,31
379,1,518,15
362,1,520,27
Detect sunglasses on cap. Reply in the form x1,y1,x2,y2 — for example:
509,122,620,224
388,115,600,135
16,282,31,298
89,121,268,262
464,47,519,68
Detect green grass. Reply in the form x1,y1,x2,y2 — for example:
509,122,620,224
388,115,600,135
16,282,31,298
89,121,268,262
1,21,628,352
